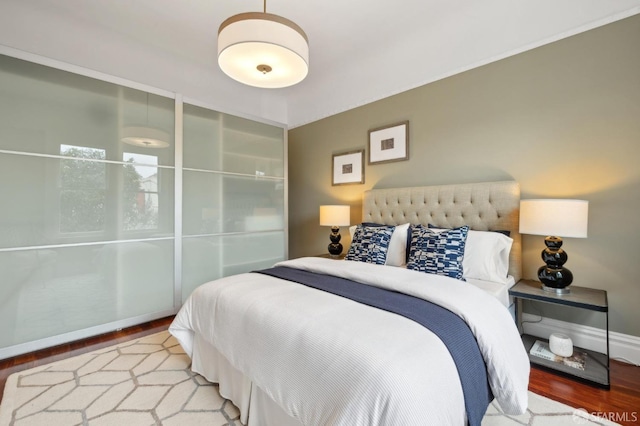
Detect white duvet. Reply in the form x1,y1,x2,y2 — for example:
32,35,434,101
170,257,529,425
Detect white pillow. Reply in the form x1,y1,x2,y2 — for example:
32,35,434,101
464,230,513,284
426,227,513,284
349,225,358,239
350,223,410,267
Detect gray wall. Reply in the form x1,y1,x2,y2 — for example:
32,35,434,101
288,14,640,336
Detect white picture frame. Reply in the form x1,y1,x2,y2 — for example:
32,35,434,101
368,121,409,164
332,150,364,186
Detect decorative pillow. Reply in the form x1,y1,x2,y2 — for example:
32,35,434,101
350,223,410,266
346,224,395,265
407,225,469,280
428,225,513,284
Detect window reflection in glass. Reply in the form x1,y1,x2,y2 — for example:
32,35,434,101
59,145,106,233
122,152,159,231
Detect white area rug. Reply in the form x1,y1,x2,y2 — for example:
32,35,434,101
0,331,619,426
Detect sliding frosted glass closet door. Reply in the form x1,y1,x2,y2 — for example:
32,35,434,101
0,52,287,358
182,104,286,301
0,54,176,357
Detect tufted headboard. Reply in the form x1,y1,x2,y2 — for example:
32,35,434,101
362,181,521,282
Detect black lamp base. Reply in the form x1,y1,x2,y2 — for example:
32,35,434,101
541,284,571,295
328,226,343,256
538,236,573,294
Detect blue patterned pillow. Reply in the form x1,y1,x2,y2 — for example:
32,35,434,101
407,225,469,280
346,224,395,265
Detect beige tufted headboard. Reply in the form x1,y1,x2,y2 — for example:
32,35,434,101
363,181,521,282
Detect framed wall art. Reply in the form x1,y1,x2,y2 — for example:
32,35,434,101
368,121,409,164
332,149,364,185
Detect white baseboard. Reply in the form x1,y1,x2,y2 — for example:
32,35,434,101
522,313,640,366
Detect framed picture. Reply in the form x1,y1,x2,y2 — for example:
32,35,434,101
368,121,409,164
332,149,364,185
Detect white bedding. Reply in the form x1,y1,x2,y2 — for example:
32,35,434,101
466,275,516,308
170,257,529,425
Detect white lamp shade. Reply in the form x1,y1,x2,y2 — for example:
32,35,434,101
319,205,350,227
519,199,588,238
218,12,309,89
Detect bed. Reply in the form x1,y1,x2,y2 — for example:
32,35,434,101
170,180,530,426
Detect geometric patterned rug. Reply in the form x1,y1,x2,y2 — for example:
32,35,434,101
0,332,241,426
0,331,619,426
484,393,619,425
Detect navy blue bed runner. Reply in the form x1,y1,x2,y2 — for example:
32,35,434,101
255,266,492,426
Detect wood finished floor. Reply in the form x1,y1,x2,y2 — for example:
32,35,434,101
1,316,639,425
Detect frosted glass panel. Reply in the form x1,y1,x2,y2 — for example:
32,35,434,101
0,153,174,248
183,104,221,171
183,103,284,176
182,104,286,304
222,115,284,177
222,232,286,276
0,53,177,356
183,171,284,235
0,240,174,348
0,53,288,358
182,170,223,236
223,175,285,233
0,54,175,166
182,236,222,301
182,232,285,302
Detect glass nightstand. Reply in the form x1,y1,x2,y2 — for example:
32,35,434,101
509,279,609,389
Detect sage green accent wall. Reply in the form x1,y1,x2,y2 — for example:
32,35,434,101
288,14,640,336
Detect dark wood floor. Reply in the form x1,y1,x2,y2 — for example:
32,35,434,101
1,317,639,425
529,360,640,426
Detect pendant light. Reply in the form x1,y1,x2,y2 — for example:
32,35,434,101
217,0,309,88
121,93,170,148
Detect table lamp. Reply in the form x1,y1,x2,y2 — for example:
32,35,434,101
319,205,351,257
519,199,588,294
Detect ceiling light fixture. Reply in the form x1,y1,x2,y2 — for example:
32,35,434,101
217,0,309,89
121,126,170,149
121,93,170,149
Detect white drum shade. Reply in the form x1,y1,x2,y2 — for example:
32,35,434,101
320,205,351,227
218,12,309,88
519,199,588,238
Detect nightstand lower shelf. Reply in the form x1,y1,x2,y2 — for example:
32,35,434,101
522,334,610,389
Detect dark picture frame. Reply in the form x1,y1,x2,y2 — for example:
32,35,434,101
368,121,409,164
332,149,365,185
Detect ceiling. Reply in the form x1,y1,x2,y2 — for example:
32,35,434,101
1,0,639,128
